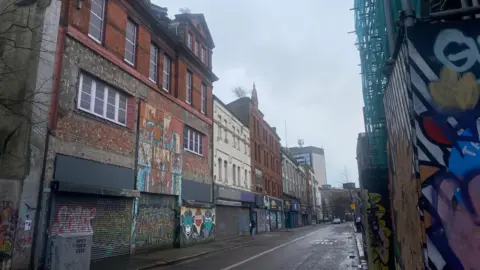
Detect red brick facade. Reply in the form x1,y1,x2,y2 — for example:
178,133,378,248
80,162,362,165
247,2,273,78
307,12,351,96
249,90,282,198
53,0,217,178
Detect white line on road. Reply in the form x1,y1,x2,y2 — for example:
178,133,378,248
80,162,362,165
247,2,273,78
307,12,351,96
219,226,332,270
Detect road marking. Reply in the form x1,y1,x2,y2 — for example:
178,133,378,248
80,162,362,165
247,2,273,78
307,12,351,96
219,226,332,270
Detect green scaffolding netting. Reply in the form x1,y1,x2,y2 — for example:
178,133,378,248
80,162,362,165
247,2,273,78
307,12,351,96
353,0,420,168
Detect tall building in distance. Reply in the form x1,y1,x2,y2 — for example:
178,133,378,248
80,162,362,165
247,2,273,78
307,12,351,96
289,146,327,186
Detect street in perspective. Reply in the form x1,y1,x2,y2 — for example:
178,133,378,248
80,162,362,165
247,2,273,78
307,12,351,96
2,0,480,269
154,223,360,270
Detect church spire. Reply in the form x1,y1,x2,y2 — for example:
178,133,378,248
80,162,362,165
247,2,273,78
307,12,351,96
251,82,258,108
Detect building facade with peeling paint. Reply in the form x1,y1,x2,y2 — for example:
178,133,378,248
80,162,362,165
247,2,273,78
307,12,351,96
0,0,218,268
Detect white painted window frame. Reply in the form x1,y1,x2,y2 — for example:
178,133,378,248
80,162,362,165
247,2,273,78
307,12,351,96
88,0,105,44
77,73,127,126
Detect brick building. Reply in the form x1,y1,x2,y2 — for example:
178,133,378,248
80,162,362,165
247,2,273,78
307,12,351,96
226,85,283,231
35,0,218,267
226,85,282,198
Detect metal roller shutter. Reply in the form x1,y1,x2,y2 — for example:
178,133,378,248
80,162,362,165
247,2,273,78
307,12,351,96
276,212,284,229
50,193,133,260
215,206,239,240
135,193,176,251
238,208,250,235
270,211,277,231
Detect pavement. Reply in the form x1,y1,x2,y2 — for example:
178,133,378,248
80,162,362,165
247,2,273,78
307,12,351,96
354,231,368,270
150,222,361,270
90,225,319,270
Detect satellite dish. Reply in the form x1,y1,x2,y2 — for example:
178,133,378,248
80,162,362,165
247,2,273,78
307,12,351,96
298,139,304,147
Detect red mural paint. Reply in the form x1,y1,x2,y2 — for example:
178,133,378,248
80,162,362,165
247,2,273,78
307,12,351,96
423,117,451,145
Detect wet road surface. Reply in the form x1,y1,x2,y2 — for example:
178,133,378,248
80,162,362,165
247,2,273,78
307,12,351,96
156,223,359,270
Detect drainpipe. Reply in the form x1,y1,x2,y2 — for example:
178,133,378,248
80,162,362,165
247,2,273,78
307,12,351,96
402,0,415,27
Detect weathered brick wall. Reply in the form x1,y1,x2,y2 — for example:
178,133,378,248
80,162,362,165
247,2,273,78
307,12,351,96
51,36,148,169
384,43,424,270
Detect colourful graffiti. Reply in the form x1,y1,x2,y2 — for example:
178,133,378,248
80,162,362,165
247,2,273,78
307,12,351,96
180,207,215,244
366,192,391,270
137,103,183,197
408,22,480,269
51,206,96,235
135,195,176,249
50,198,132,259
0,200,17,254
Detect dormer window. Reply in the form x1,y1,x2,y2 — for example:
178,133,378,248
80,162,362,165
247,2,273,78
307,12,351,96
187,33,193,50
201,47,206,63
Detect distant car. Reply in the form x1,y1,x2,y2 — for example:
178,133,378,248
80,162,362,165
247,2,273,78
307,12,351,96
332,218,341,224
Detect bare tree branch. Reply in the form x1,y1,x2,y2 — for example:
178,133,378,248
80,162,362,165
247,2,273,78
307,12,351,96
232,86,248,98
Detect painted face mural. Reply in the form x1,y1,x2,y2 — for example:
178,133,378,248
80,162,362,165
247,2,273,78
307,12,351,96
181,207,215,242
181,209,197,239
201,210,215,238
408,22,480,270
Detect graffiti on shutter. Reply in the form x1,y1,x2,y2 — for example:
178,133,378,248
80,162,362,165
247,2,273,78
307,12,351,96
49,194,133,260
134,193,176,250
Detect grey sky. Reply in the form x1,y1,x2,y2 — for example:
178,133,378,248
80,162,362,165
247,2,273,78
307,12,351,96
154,0,364,187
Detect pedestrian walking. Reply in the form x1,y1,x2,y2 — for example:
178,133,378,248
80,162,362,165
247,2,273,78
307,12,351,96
355,216,362,233
250,218,256,236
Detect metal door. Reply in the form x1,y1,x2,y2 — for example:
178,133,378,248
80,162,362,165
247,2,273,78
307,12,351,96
276,212,283,229
135,193,177,251
215,205,239,240
238,208,250,235
255,209,266,233
270,211,277,230
50,193,133,260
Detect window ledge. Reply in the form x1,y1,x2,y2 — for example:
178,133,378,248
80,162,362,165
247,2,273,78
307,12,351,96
184,148,203,157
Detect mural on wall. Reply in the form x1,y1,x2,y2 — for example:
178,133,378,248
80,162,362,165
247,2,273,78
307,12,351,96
137,103,183,197
366,192,391,270
134,195,176,249
180,207,215,244
408,21,480,270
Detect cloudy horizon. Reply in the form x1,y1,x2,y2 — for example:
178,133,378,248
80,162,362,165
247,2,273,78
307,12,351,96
155,0,365,188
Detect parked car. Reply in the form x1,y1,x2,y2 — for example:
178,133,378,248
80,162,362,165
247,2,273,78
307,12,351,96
332,218,341,224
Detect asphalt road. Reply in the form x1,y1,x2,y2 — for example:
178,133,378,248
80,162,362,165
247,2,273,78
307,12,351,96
157,223,359,270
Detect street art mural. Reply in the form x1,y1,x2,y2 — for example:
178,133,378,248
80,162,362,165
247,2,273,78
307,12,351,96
408,20,480,269
366,192,392,270
137,103,183,198
180,207,215,245
134,194,176,249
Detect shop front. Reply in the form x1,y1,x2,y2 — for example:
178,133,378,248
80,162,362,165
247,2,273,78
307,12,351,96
266,197,284,231
284,199,300,229
47,154,139,267
214,185,255,240
253,194,267,233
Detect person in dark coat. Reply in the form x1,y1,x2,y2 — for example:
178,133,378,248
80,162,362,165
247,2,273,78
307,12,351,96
250,218,256,236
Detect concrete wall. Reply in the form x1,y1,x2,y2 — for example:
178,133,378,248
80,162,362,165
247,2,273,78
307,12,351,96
213,99,251,191
0,0,60,268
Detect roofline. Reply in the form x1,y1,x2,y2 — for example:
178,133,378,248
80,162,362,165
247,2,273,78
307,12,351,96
213,95,250,130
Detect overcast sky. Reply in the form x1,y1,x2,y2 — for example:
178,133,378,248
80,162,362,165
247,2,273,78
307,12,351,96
154,0,365,187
